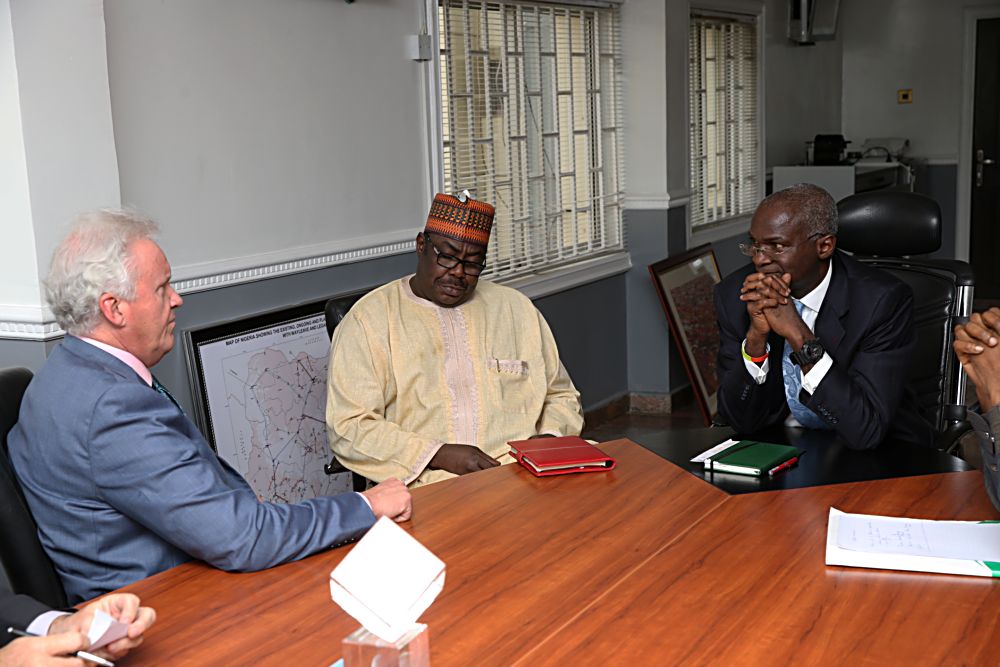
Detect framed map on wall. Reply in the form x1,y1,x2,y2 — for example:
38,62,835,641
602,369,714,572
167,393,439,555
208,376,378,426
183,299,352,504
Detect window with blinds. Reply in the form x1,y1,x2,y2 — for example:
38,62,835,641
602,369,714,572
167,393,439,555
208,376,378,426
688,13,761,229
438,0,625,280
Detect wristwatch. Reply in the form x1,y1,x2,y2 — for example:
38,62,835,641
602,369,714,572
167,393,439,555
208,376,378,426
791,339,824,366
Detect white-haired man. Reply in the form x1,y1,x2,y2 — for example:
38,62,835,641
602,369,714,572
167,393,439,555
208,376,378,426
9,210,411,603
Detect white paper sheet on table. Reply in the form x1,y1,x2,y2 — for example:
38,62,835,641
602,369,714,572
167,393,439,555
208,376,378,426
825,507,1000,578
330,517,445,643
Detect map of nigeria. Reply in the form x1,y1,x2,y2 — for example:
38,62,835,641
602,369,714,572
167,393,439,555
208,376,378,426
196,314,351,503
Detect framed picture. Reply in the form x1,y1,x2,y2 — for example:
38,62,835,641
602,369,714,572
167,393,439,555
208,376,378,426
183,298,349,504
648,244,723,426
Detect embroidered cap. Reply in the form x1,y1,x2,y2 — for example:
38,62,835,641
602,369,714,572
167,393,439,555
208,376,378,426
424,192,495,247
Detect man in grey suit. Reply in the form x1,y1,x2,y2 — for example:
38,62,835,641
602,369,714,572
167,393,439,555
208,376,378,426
9,210,411,603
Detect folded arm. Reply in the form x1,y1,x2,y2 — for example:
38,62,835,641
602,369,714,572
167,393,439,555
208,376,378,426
90,387,375,572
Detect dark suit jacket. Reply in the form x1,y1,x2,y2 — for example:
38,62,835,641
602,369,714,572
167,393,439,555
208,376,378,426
9,336,376,603
0,592,50,647
714,250,933,450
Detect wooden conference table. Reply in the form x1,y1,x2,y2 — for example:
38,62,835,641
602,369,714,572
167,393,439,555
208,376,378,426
113,440,999,665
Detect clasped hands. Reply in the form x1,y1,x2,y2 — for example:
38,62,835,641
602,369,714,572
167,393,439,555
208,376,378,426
739,271,811,357
953,307,1000,411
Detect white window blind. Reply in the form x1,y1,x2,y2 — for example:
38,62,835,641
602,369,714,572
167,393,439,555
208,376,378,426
438,0,625,280
689,13,761,229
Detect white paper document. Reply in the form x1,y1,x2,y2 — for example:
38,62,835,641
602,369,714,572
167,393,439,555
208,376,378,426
826,508,1000,578
690,438,739,463
330,517,446,643
88,610,129,650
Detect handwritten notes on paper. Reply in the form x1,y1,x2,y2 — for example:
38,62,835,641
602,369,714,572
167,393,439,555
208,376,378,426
836,511,1000,562
826,508,1000,578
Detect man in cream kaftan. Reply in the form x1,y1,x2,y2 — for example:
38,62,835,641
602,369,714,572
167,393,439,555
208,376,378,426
326,193,583,486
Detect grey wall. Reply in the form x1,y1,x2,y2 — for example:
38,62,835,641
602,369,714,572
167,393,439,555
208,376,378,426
0,340,55,374
624,206,693,397
763,0,843,168
103,0,431,281
536,275,628,411
623,203,751,402
170,265,628,415
159,254,414,416
839,0,1000,162
624,209,670,396
0,253,630,417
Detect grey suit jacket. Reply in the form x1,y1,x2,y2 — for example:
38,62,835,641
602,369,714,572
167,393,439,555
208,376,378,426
9,336,375,603
0,593,50,647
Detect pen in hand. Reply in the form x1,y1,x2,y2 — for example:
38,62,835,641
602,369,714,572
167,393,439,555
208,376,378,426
6,626,115,667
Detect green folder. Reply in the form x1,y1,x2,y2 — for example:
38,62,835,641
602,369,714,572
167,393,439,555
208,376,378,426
704,441,802,477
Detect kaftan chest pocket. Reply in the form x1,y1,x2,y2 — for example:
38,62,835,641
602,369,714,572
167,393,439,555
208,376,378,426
489,358,533,414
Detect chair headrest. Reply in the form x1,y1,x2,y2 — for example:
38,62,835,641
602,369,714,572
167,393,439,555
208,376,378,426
836,191,941,256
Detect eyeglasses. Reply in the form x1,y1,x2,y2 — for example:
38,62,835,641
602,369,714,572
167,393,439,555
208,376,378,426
738,233,824,258
424,234,487,276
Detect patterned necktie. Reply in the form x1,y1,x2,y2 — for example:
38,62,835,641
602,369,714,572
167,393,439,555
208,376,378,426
152,376,184,414
782,300,830,429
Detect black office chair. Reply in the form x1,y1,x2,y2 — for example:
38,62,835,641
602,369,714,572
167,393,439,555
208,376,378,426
0,367,67,608
837,191,974,450
323,289,375,492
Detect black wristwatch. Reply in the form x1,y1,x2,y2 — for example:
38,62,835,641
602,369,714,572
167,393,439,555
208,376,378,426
791,339,824,366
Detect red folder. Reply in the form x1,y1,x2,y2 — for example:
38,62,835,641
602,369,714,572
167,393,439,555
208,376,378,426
508,436,617,477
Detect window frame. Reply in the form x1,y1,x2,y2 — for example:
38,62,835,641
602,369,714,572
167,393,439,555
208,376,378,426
423,0,629,295
686,1,766,248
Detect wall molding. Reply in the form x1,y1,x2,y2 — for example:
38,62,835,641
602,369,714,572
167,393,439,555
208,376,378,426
0,241,632,342
170,230,419,295
0,305,61,342
624,190,691,211
625,195,671,210
503,251,632,299
666,192,692,209
689,213,751,248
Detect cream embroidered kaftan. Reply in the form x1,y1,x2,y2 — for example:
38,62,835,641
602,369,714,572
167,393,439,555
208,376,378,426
326,277,583,487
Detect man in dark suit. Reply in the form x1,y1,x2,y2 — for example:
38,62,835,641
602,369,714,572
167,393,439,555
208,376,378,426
9,210,412,603
714,184,932,449
0,591,154,662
